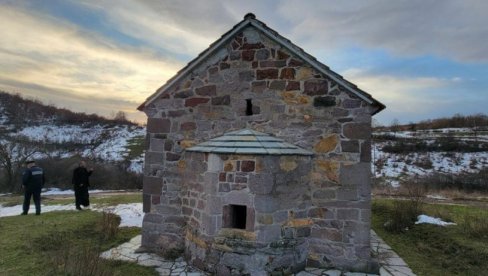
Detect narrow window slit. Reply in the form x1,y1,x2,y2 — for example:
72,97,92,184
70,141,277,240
246,99,253,116
227,204,247,229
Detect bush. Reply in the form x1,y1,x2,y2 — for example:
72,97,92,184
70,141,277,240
416,169,488,193
98,212,121,241
36,157,143,191
382,181,426,233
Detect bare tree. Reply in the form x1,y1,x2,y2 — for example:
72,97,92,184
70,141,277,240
0,135,39,192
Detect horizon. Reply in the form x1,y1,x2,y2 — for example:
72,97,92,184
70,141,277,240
1,1,487,124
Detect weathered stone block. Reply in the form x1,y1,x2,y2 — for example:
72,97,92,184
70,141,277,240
269,80,286,90
254,195,279,212
260,60,286,68
174,89,194,99
304,80,328,96
337,209,359,220
341,140,359,152
185,97,210,107
195,85,217,96
220,62,230,70
255,48,269,60
343,123,371,140
312,189,336,200
256,68,278,79
288,58,304,66
340,163,370,187
252,81,267,92
241,160,255,172
343,99,361,109
286,81,300,91
314,135,339,153
241,50,255,61
280,68,295,79
212,95,230,105
219,183,231,192
239,70,254,81
248,173,274,195
313,96,336,107
147,118,171,133
166,152,181,161
180,122,196,131
143,176,163,194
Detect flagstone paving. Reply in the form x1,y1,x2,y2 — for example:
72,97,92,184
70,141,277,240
101,231,415,276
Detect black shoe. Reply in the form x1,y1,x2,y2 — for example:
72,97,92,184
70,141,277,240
21,212,27,215
76,207,82,210
35,213,40,216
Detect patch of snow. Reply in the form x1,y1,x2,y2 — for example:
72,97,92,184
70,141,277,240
426,194,448,200
95,203,143,227
415,214,456,226
0,193,12,197
0,203,143,227
42,188,127,196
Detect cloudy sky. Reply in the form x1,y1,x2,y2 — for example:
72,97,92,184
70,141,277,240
1,0,487,125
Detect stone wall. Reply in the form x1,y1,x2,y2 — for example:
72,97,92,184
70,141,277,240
183,153,311,274
141,26,375,271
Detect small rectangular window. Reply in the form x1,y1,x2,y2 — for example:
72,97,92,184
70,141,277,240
245,99,253,116
223,204,247,229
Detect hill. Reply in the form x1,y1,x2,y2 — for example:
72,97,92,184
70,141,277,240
373,116,488,192
0,91,145,192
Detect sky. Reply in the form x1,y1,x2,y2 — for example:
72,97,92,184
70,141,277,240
0,0,487,125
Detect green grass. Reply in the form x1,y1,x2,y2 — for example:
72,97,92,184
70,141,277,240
0,192,142,207
373,199,488,276
0,210,157,276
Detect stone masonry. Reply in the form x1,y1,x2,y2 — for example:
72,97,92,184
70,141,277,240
138,14,384,275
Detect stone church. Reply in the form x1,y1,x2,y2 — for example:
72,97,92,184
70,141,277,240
137,13,385,275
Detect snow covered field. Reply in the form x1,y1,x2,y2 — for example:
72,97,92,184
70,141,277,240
373,128,488,187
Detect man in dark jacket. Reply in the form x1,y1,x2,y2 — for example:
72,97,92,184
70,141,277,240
72,160,93,210
22,160,45,215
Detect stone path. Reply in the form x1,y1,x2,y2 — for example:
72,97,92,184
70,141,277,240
101,232,415,276
370,231,416,276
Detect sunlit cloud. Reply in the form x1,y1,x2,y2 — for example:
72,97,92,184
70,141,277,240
0,5,182,123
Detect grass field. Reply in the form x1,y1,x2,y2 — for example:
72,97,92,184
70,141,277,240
372,199,488,276
0,193,155,276
0,192,142,207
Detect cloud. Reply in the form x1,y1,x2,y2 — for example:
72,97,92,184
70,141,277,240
0,5,183,122
277,0,488,62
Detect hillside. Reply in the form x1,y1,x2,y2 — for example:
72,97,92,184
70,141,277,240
0,92,145,192
373,122,488,191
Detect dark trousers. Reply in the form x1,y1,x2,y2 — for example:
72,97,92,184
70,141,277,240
23,187,41,214
74,186,89,208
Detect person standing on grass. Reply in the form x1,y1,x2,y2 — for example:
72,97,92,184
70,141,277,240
22,160,45,215
72,160,93,210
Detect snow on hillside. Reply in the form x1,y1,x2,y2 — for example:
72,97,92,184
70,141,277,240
18,125,106,144
374,128,488,187
5,122,146,173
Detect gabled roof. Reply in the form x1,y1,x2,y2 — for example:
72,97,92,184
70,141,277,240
186,128,313,156
138,13,385,114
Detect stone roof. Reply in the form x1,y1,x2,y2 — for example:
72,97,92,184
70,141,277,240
186,128,313,156
138,13,385,114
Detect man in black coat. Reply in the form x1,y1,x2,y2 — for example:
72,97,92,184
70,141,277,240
72,160,93,210
22,160,45,215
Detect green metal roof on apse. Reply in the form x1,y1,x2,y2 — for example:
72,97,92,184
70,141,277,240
186,129,313,156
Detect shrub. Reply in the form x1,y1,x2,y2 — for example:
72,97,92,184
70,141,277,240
98,212,121,241
383,181,426,233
